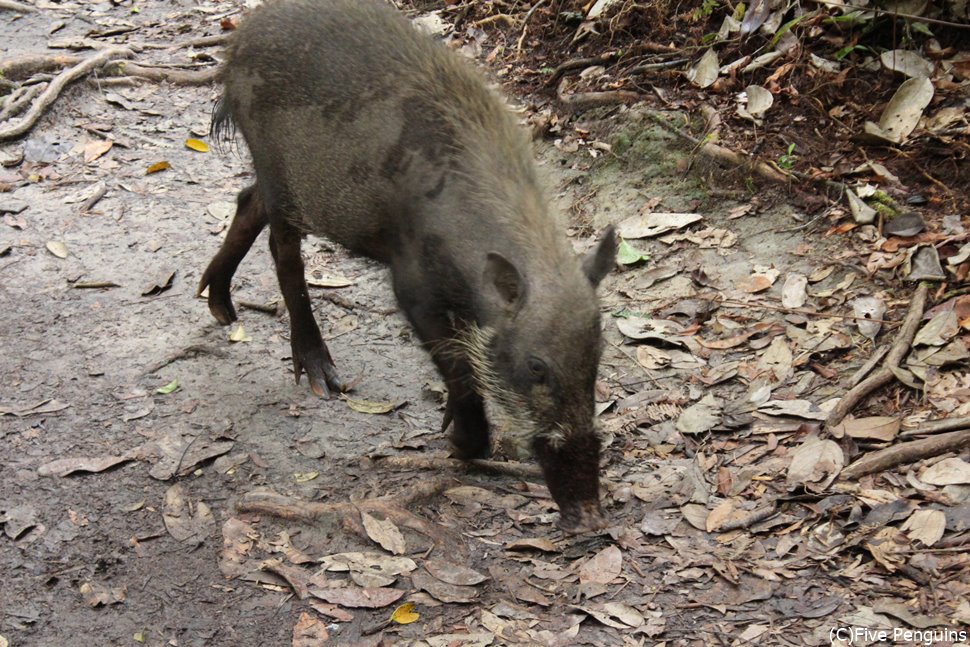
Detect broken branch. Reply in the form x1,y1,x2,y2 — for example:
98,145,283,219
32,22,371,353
841,428,970,480
375,454,543,479
824,283,929,431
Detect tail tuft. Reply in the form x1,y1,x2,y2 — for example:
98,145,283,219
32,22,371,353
210,95,236,153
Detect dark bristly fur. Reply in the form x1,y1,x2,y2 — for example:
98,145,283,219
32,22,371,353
196,0,617,533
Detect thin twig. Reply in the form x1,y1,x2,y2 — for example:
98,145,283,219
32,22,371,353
546,53,620,87
0,54,81,81
0,46,132,142
515,0,548,54
899,416,970,438
376,454,543,479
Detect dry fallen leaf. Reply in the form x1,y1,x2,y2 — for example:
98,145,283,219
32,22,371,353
787,436,843,490
292,611,328,647
390,602,420,625
162,483,215,542
37,454,134,477
900,509,946,546
46,241,69,258
79,582,126,607
309,585,404,609
579,545,622,585
342,395,401,415
830,416,900,442
424,559,488,586
411,568,479,603
920,458,970,485
361,511,406,555
185,138,209,153
146,161,170,174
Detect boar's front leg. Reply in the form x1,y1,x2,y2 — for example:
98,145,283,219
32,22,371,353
197,184,267,325
391,267,490,459
268,220,347,398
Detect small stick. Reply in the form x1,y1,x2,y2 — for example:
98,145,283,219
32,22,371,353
238,300,279,316
628,58,688,74
471,13,515,28
144,343,227,374
899,416,970,438
824,284,929,431
80,183,108,212
545,53,619,87
515,0,548,54
0,46,132,142
841,428,970,480
847,345,890,387
710,504,778,532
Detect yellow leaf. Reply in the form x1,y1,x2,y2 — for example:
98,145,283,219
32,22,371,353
146,161,170,174
341,395,400,415
46,241,69,258
294,471,319,483
228,325,251,343
185,138,209,153
390,602,419,625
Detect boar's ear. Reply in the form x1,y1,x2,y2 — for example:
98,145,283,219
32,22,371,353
582,225,617,287
484,252,526,312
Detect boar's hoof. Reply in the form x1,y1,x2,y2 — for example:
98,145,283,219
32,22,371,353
558,500,608,535
292,348,347,399
197,272,237,325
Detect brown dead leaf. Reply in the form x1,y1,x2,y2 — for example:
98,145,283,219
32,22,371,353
738,268,779,293
309,585,404,609
83,139,113,163
219,517,257,578
79,581,126,607
411,568,479,603
37,453,133,477
262,559,311,599
292,611,328,647
360,511,406,555
307,600,354,623
900,509,946,546
920,458,970,485
505,537,558,552
141,269,176,297
162,483,215,542
424,559,488,586
786,436,843,491
578,545,622,585
831,416,900,441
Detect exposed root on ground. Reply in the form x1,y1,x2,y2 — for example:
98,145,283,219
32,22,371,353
376,454,544,479
0,46,131,142
237,476,459,549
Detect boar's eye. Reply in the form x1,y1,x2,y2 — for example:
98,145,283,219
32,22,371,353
526,356,548,383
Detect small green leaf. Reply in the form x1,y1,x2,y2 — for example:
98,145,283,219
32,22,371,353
616,239,650,266
294,471,320,483
156,379,179,395
228,325,251,343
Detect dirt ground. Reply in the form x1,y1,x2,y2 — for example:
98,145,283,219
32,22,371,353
2,2,969,647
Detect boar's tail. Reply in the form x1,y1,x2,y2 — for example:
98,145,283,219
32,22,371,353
209,95,236,152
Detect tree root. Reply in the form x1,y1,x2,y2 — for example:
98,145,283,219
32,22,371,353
0,54,82,81
0,46,132,142
557,87,640,110
0,0,35,12
237,476,460,549
376,454,543,479
824,283,929,431
841,428,970,480
100,60,220,86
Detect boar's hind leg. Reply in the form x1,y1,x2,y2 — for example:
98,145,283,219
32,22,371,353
197,185,267,325
391,271,490,459
268,220,347,398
